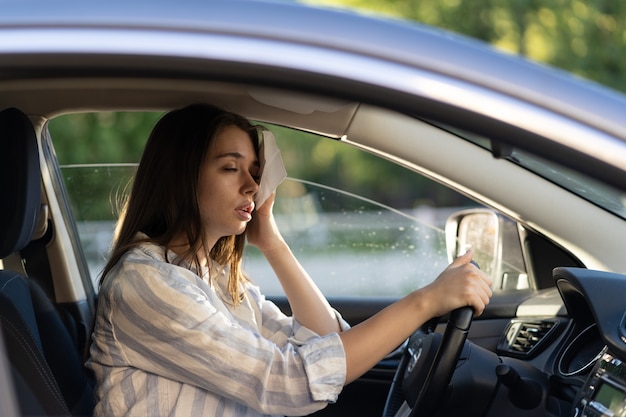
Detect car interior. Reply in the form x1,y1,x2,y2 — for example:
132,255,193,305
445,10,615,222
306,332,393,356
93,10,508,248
2,72,626,417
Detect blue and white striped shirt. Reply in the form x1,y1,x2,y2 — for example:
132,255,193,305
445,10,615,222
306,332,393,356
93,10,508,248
86,239,348,417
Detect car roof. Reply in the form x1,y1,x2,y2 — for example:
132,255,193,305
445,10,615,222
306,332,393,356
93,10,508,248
3,0,626,197
2,0,626,139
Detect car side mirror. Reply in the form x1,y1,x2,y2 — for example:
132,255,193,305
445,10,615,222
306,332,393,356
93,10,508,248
445,208,529,290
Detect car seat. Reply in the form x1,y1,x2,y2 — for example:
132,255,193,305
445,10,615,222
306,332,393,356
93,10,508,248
0,107,94,416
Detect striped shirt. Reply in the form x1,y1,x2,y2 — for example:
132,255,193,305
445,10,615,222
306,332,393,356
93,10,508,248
86,239,348,417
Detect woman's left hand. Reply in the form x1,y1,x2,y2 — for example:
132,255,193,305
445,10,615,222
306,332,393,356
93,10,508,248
246,192,285,253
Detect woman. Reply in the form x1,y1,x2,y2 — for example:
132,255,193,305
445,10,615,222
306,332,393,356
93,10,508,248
87,103,492,417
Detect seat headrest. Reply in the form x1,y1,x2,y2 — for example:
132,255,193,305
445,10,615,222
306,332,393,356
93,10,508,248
0,108,41,258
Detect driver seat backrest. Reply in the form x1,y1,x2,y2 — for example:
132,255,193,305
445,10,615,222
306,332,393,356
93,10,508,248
0,107,94,416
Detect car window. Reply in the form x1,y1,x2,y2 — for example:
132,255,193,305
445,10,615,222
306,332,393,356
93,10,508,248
48,112,527,297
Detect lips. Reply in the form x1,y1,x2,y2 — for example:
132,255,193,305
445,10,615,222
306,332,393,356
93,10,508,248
236,201,255,221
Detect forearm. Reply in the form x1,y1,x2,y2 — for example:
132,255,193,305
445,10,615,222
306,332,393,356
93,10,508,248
261,241,341,335
339,251,492,384
339,290,431,383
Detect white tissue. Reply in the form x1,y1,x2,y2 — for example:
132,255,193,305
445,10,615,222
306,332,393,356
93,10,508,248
255,129,287,207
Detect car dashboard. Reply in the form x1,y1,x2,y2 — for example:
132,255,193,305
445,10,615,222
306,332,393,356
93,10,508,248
574,350,626,416
553,268,626,416
495,267,626,417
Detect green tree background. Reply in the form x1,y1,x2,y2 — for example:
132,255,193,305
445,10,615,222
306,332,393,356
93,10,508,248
310,0,625,92
49,0,626,216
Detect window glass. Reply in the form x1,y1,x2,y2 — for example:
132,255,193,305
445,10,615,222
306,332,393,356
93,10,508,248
247,178,464,296
49,112,523,297
441,123,626,220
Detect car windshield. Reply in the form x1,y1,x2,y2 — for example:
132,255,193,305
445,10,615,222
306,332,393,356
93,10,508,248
511,150,626,219
442,126,626,220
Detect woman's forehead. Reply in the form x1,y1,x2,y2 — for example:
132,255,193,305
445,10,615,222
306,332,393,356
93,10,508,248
210,125,258,159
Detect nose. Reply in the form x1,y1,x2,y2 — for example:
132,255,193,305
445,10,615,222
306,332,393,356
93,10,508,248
243,171,259,195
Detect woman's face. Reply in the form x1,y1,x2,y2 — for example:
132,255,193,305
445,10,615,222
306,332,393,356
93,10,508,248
197,124,260,246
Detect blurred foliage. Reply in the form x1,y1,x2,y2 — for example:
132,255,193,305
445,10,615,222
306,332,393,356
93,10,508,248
49,112,163,165
309,0,626,94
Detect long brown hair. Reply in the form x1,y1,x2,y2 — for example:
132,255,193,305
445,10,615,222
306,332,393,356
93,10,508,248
100,103,260,304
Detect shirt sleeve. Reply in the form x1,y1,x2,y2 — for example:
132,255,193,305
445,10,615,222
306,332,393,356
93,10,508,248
97,258,347,416
247,284,352,403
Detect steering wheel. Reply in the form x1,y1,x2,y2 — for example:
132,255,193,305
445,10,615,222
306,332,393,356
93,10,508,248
382,307,473,417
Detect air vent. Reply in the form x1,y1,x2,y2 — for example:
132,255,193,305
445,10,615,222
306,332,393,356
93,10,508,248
497,319,560,358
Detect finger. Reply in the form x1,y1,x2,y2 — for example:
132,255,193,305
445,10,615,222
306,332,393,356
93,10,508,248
474,275,493,315
479,270,493,289
478,285,492,308
470,284,490,314
254,193,276,217
451,249,473,267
